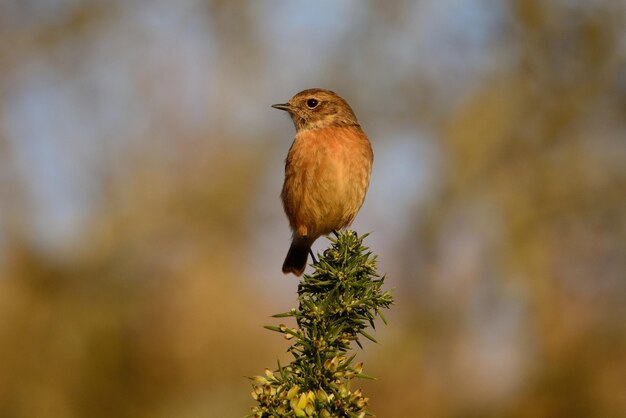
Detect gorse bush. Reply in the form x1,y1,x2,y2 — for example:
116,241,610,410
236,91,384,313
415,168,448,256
249,231,393,417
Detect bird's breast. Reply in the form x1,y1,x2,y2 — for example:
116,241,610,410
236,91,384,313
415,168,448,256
282,125,373,237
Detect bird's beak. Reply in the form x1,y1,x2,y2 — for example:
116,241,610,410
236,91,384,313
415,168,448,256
272,103,292,112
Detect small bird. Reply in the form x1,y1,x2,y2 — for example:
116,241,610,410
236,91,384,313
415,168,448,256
272,88,373,276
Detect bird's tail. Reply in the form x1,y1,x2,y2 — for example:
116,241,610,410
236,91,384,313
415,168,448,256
282,236,313,276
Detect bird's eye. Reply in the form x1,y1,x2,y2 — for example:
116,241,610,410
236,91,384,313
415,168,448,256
306,98,319,109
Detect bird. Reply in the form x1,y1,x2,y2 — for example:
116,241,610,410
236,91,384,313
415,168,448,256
272,88,373,276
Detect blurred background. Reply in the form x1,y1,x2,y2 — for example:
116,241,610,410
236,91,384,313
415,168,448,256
1,1,625,417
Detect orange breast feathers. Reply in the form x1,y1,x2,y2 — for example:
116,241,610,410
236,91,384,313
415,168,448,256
281,125,373,239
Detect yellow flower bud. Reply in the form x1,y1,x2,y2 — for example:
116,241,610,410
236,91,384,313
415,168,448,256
287,385,300,400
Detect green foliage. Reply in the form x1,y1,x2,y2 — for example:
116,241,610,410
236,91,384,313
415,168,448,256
248,231,393,418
